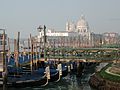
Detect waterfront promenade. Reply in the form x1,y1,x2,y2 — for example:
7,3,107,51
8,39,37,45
89,63,120,90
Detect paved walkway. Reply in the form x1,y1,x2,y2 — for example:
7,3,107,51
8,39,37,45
96,63,108,72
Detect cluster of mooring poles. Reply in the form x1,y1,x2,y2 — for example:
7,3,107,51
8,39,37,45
0,26,93,89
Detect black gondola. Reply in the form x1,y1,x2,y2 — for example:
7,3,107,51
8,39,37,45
61,63,68,77
49,68,60,82
0,66,48,87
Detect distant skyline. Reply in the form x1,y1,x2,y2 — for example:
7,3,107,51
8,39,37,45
0,0,120,38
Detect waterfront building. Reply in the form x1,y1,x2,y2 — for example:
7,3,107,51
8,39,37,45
0,33,7,51
92,33,103,47
0,31,8,74
46,31,80,48
37,15,93,48
75,15,92,47
66,21,75,32
37,15,120,48
102,32,119,45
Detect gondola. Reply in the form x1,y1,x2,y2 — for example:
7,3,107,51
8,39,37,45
45,61,60,82
10,67,48,87
61,63,68,77
0,74,48,88
47,60,68,82
0,66,48,87
0,55,49,87
49,68,60,82
7,73,48,87
49,62,68,82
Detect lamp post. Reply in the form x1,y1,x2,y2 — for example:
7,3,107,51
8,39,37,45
37,25,43,55
37,25,47,60
0,29,7,90
37,25,43,44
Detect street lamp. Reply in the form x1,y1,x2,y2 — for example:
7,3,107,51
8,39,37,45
37,25,44,43
37,25,47,59
37,25,43,32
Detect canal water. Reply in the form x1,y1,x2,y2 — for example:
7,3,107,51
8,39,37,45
1,65,96,90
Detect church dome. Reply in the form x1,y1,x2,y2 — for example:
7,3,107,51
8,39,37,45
77,15,89,29
76,15,89,33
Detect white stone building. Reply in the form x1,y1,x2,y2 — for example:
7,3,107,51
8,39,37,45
103,32,119,44
37,15,93,47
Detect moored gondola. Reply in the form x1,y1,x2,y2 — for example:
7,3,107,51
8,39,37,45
49,68,60,82
0,65,49,87
61,63,68,77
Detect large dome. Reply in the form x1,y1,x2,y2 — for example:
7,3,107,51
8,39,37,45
77,15,89,28
76,15,89,33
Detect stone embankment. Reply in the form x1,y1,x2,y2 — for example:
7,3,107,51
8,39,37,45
89,63,120,90
89,73,120,90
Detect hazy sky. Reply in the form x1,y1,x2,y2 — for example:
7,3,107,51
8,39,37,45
0,0,120,38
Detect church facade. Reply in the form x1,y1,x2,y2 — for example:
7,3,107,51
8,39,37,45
37,15,96,48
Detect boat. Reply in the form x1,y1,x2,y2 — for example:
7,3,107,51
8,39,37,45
0,66,48,87
49,62,68,82
0,53,49,88
61,63,68,77
43,61,60,82
49,67,60,82
0,30,49,87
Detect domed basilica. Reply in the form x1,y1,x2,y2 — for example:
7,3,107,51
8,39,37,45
66,15,89,31
66,15,91,41
37,15,93,47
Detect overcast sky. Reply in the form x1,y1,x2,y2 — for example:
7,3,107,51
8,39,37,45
0,0,120,38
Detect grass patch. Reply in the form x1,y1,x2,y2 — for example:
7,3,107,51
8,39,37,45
98,63,120,83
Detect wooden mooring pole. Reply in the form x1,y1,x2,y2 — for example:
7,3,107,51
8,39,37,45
35,42,38,69
7,38,10,63
30,34,33,73
28,38,30,60
16,32,20,68
2,30,7,90
43,25,47,61
76,61,84,77
14,39,18,68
